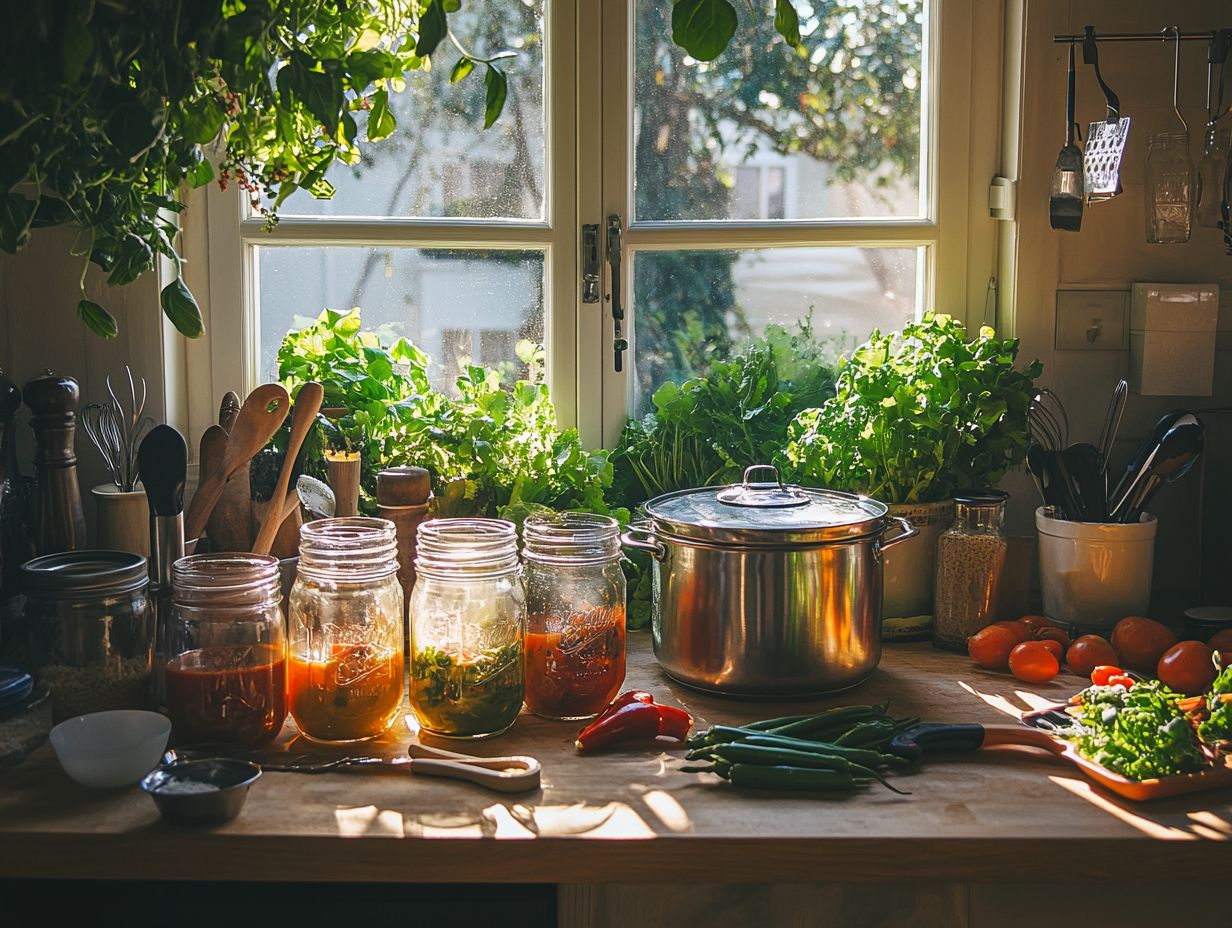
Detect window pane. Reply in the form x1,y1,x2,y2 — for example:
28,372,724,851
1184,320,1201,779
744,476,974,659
634,0,925,222
631,247,922,415
256,247,545,391
275,1,545,220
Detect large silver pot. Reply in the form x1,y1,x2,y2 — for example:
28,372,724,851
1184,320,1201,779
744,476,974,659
622,466,916,697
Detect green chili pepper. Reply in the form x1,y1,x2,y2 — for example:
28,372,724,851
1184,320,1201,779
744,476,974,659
726,763,865,791
769,705,885,739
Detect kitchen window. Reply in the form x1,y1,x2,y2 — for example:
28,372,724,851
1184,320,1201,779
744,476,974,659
196,0,1002,449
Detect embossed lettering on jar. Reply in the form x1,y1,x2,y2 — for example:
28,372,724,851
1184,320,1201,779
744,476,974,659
288,518,405,743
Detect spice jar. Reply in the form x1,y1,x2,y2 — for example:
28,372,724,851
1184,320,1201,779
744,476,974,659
288,517,404,743
22,551,153,721
409,519,525,739
522,512,625,720
165,554,287,747
932,490,1008,651
1145,131,1193,244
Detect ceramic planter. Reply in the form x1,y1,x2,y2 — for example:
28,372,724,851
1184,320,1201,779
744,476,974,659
880,499,955,641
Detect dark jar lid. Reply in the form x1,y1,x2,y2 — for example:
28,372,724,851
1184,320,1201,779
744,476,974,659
952,489,1009,507
21,550,148,598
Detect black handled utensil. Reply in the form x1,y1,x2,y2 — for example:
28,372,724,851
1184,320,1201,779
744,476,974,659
1113,418,1204,522
138,425,187,706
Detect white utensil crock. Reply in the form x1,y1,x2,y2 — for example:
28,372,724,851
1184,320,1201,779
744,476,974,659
92,484,150,557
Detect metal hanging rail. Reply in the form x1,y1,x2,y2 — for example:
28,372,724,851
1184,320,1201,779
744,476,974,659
1053,31,1223,44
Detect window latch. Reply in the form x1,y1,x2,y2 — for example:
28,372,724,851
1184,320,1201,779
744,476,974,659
606,213,628,372
581,224,600,303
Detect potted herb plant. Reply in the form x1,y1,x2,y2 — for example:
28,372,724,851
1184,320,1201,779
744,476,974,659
785,314,1041,640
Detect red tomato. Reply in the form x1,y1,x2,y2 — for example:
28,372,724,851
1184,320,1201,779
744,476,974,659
1110,616,1178,671
1106,674,1136,689
1033,626,1072,652
1018,615,1057,631
968,625,1018,670
991,621,1033,645
1066,635,1119,676
1156,641,1218,695
1036,638,1064,662
1009,641,1060,683
1206,628,1232,655
1090,665,1124,686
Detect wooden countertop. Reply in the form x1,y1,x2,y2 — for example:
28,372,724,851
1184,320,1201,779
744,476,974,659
3,633,1230,884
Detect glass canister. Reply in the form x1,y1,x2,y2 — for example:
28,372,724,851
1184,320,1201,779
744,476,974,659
165,554,287,747
1196,127,1231,229
1145,131,1193,244
22,551,153,721
409,519,525,739
932,490,1009,651
522,512,626,720
288,517,405,743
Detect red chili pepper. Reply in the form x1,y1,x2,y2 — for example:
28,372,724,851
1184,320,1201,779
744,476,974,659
655,705,693,741
591,690,655,726
575,700,663,752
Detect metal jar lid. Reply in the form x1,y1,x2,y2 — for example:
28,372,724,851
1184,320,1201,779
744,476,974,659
642,465,889,546
21,550,148,598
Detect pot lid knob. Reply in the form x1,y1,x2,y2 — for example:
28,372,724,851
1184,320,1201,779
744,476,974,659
716,465,810,508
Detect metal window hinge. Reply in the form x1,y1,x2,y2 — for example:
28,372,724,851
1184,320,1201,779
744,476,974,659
989,176,1017,221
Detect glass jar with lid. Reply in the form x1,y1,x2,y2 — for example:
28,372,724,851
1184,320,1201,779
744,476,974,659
288,517,405,743
165,554,287,747
932,490,1009,650
522,512,625,720
1196,126,1230,229
22,551,153,722
1145,131,1193,244
409,519,525,739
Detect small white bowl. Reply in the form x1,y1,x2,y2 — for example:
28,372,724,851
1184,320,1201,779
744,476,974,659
50,709,171,788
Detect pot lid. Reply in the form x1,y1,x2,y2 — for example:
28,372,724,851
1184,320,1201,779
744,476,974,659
643,465,889,546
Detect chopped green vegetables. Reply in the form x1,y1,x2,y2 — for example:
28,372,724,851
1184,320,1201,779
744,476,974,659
1197,663,1232,745
410,642,525,738
1059,681,1207,781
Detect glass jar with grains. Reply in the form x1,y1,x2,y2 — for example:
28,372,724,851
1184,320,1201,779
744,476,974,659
165,554,287,747
409,519,525,739
522,512,625,720
288,518,405,743
932,490,1009,650
22,551,153,722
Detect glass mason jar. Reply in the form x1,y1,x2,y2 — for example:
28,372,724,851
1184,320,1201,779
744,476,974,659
932,490,1009,651
1196,127,1231,229
1145,131,1193,244
22,551,153,722
409,519,525,739
165,554,287,747
522,512,626,720
288,518,405,743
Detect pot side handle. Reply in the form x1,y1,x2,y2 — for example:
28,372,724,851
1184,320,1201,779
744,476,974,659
878,515,918,552
621,523,666,561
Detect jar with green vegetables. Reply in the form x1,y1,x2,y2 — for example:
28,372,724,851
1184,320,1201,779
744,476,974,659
408,519,525,739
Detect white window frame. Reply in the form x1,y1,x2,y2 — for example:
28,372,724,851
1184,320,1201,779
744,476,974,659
184,0,1006,455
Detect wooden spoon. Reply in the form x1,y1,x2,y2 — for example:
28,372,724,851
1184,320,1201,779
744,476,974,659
252,382,323,556
184,384,290,543
200,425,253,552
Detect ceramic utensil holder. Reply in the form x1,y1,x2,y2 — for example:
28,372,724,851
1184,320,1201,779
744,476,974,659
92,484,150,557
1036,507,1157,632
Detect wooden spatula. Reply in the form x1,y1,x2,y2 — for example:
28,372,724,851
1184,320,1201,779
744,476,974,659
200,424,253,552
185,384,290,543
252,382,323,556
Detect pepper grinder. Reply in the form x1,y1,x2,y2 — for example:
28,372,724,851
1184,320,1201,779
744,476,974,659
376,466,432,660
23,370,87,555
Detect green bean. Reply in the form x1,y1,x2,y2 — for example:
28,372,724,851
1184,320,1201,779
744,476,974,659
739,734,905,769
743,714,811,731
700,743,910,794
726,763,867,791
768,705,885,739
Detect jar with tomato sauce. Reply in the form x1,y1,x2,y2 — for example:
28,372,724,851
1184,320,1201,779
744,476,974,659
165,554,287,747
522,512,625,720
288,518,404,743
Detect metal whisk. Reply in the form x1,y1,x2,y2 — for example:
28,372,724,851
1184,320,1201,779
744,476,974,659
81,366,154,492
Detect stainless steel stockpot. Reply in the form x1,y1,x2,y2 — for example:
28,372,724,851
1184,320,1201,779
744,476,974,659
622,466,916,697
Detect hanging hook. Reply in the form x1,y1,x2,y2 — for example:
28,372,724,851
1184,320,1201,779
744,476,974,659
1168,25,1188,134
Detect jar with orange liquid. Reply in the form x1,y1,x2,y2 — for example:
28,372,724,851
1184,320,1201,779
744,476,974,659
287,518,404,743
165,554,287,748
522,512,625,720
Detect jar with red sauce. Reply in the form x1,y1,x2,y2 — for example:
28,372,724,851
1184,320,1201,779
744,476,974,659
522,512,625,720
165,554,287,747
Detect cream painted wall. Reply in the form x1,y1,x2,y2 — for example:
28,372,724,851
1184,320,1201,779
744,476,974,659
1010,0,1232,614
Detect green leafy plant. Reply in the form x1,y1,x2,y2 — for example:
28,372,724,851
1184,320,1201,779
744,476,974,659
277,308,621,524
785,314,1042,504
610,318,837,510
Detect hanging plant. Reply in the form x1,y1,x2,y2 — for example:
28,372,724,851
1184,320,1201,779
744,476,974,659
0,1,802,338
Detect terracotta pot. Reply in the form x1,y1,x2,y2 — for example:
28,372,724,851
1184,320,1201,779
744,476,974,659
881,499,955,641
